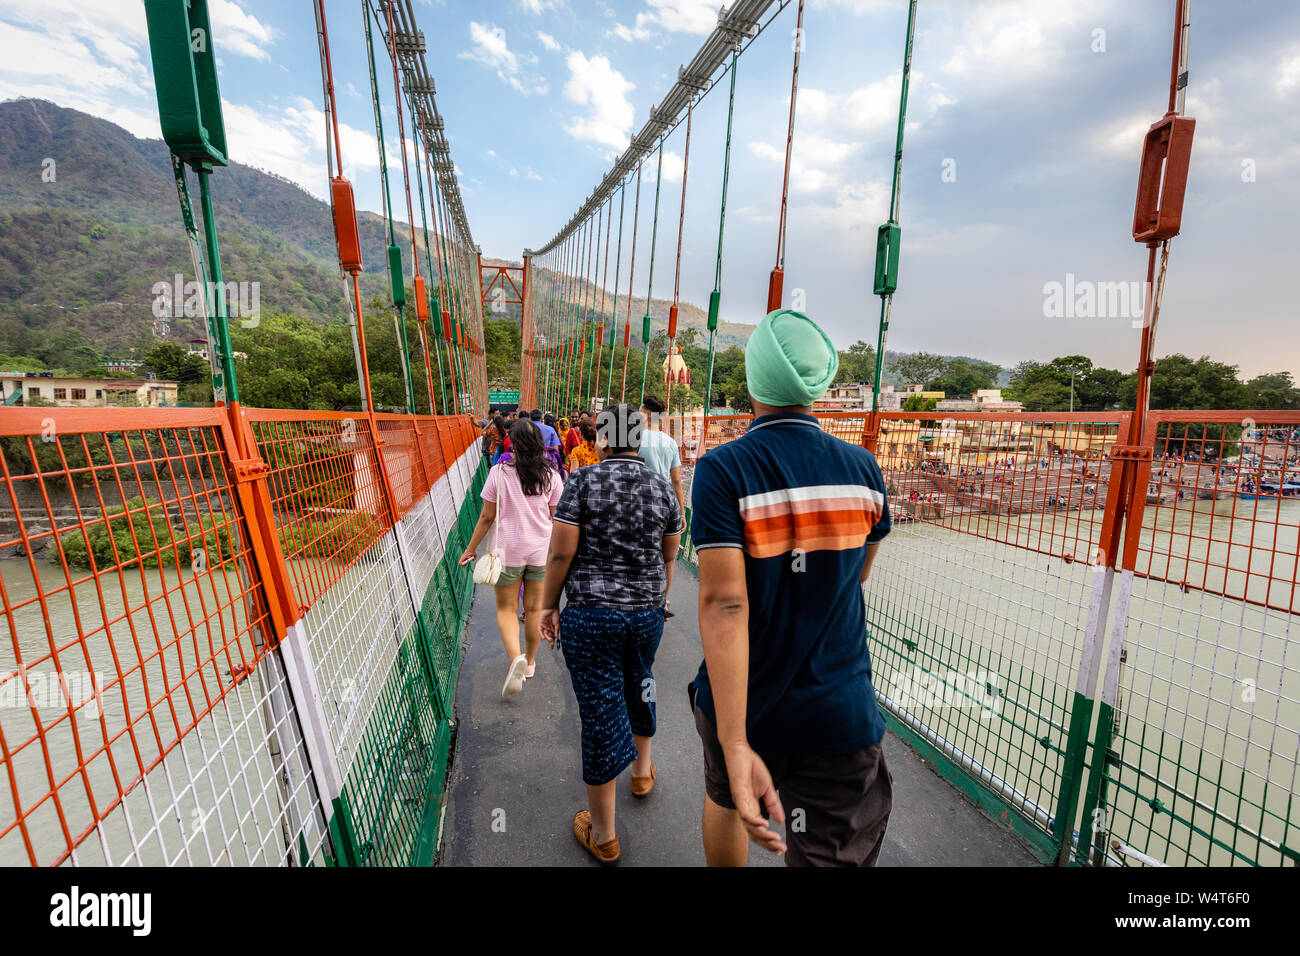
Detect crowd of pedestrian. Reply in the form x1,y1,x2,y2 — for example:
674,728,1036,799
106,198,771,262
458,309,895,867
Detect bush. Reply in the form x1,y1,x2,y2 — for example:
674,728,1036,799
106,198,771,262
53,496,236,572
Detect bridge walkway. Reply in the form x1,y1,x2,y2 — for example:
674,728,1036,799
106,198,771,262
439,572,1038,867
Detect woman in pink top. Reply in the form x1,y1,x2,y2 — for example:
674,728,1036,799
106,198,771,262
460,419,564,700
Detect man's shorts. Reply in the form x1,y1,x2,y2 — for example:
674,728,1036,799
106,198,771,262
496,564,546,585
560,606,664,785
691,691,893,867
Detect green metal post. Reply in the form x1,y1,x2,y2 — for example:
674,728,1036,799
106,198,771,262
871,0,916,413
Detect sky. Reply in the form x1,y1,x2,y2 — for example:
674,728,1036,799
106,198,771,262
1,0,1298,379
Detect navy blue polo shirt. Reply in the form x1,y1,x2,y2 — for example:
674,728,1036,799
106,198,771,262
689,413,891,754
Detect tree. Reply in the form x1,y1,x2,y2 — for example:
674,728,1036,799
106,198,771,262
1245,372,1300,410
889,352,949,389
930,358,1001,397
1119,354,1247,410
231,310,367,411
1077,366,1125,410
720,360,751,412
143,342,207,386
484,317,521,388
1003,354,1126,411
1009,360,1043,387
40,329,101,375
834,341,877,384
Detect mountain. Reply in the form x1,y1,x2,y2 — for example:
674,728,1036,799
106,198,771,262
0,100,761,373
0,99,445,364
0,99,1004,390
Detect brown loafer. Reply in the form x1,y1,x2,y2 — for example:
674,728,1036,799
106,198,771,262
630,762,656,799
573,810,620,865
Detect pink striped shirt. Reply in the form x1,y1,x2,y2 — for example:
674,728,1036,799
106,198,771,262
481,463,564,567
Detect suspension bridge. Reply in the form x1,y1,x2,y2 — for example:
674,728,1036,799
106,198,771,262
0,0,1296,869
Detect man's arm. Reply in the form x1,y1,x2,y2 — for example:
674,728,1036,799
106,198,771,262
861,540,882,582
697,547,786,853
698,548,749,745
660,530,681,597
669,464,686,526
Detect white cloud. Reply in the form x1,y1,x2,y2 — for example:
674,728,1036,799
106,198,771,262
460,21,548,95
1092,113,1152,161
613,0,718,42
1278,48,1300,96
749,140,843,194
563,51,635,149
521,0,562,13
744,71,948,202
0,0,275,141
806,179,891,236
526,168,544,181
537,30,562,52
736,204,777,225
0,20,149,99
463,22,519,75
207,0,275,62
932,0,1126,87
220,95,376,198
642,150,684,184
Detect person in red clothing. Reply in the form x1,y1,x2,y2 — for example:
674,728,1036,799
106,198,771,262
563,411,587,461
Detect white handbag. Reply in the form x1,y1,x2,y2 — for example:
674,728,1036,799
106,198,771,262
473,466,507,586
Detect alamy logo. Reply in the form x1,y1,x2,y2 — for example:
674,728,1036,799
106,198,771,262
890,668,1003,719
597,413,644,450
151,274,261,328
49,886,151,936
0,669,104,719
1042,273,1152,328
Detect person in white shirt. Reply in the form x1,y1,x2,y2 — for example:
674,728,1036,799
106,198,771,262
638,395,686,523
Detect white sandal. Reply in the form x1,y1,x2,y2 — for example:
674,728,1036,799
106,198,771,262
502,654,528,700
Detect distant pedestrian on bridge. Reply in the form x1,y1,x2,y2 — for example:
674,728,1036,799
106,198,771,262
531,408,565,476
459,418,563,700
689,309,894,867
539,403,682,865
638,395,687,520
569,419,600,470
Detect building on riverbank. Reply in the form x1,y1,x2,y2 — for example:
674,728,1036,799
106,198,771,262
1,373,179,408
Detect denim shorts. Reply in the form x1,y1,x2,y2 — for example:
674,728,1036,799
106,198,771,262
560,605,664,785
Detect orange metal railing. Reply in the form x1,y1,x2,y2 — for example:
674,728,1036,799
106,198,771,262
0,404,481,866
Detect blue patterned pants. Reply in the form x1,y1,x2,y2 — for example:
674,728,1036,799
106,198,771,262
560,605,664,785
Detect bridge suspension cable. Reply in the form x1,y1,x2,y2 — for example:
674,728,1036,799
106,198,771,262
767,0,805,313
621,163,643,402
521,1,814,413
665,102,694,419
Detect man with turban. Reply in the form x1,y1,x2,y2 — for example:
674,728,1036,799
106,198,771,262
688,309,894,867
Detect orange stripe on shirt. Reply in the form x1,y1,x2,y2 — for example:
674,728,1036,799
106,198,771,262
742,506,877,558
741,495,878,522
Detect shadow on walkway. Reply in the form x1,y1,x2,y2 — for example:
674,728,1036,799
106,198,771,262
440,572,1038,867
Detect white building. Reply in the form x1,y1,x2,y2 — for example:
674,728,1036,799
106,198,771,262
935,388,1023,413
2,374,179,408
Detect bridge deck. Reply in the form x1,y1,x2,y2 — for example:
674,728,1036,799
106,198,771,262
439,573,1038,867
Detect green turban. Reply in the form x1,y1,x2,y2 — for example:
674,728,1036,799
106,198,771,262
744,309,839,407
